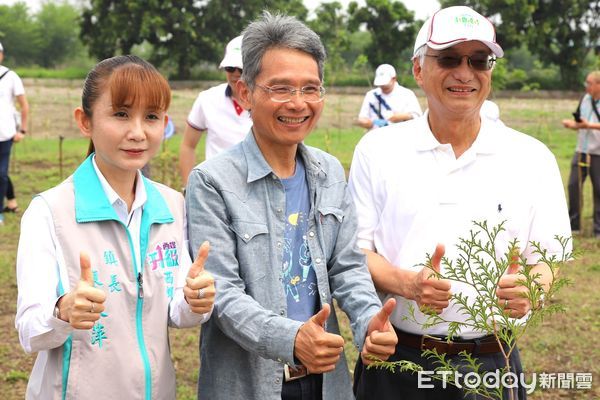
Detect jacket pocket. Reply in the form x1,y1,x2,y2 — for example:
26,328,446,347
231,220,270,284
231,220,269,243
318,206,344,225
317,207,344,260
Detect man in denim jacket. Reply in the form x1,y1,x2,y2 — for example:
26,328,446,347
186,12,397,400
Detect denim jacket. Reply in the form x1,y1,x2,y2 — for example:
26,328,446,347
186,132,382,400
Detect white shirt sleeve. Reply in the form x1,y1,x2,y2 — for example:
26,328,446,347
358,92,374,120
15,197,74,354
405,90,422,118
11,71,25,97
186,92,208,132
168,201,212,328
348,144,380,251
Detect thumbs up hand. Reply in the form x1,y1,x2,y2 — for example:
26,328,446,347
56,252,107,330
496,248,530,318
409,244,452,314
361,298,398,365
293,303,345,374
183,241,215,314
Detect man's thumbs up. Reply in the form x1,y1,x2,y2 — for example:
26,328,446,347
507,247,521,275
184,241,215,315
411,244,451,314
429,244,445,276
294,304,345,374
367,298,395,334
312,302,331,328
497,247,529,318
362,299,398,365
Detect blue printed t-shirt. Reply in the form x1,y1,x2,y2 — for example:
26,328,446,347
281,157,318,322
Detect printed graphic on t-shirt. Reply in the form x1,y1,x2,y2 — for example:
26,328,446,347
282,212,317,305
281,158,318,322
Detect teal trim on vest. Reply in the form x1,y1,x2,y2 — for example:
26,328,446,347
136,177,174,400
56,265,71,400
73,154,175,225
73,155,119,223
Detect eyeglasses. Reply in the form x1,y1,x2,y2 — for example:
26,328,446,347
425,54,496,71
224,67,242,73
255,84,326,103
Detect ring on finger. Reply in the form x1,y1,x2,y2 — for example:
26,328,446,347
198,288,205,299
504,299,509,309
90,301,95,313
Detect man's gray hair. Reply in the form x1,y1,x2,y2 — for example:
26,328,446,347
413,45,428,67
241,11,326,89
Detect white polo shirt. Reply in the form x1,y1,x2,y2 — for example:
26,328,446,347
0,65,25,141
348,113,571,338
187,83,252,160
358,83,422,124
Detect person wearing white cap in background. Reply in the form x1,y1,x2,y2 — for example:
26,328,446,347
179,35,252,187
0,41,29,225
349,5,570,400
357,63,422,130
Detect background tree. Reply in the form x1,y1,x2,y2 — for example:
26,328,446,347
144,0,206,80
35,2,82,68
348,0,417,69
440,0,600,89
0,2,40,66
79,0,308,79
80,0,149,60
308,1,351,83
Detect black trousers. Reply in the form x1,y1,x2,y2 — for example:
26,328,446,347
354,328,527,400
281,373,322,400
6,176,14,200
567,152,600,235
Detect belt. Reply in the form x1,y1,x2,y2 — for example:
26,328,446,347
395,327,505,355
284,364,309,382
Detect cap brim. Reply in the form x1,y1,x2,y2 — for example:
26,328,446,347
427,39,504,58
219,55,243,69
374,76,393,86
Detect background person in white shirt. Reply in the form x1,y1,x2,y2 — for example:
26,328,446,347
562,71,600,236
357,63,422,131
0,41,29,224
349,6,571,400
179,35,253,186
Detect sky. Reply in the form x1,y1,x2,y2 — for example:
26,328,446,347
3,0,441,20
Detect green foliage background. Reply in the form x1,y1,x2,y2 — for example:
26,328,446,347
0,0,598,89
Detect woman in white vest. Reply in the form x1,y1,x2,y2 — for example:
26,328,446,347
15,55,215,400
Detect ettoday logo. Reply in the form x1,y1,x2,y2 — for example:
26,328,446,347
454,14,481,28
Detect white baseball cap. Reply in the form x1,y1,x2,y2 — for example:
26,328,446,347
0,42,4,52
219,35,243,69
413,6,503,58
373,64,396,86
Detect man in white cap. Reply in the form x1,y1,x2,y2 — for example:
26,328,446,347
357,63,421,131
0,41,29,225
179,35,252,186
349,6,570,399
